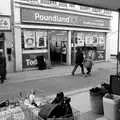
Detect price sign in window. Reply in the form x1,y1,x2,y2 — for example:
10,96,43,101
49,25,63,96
36,31,47,48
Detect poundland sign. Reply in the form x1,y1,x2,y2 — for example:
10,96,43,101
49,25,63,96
21,8,110,29
35,13,70,23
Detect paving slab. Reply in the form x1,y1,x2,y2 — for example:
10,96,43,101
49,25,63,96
69,91,108,120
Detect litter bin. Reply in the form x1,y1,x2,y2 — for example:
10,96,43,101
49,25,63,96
103,93,120,120
89,87,107,114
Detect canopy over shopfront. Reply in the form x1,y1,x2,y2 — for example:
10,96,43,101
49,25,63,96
52,0,120,75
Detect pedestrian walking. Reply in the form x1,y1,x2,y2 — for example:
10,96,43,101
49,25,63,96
0,51,7,83
84,56,93,76
72,47,85,76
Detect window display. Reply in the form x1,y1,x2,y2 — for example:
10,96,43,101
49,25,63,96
22,30,48,50
71,31,106,61
36,31,47,48
24,31,36,49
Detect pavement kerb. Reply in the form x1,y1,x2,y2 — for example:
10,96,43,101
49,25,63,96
48,86,92,99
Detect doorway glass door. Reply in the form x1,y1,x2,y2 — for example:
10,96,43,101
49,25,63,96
49,30,68,65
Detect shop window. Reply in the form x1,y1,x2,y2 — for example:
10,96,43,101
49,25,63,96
23,31,36,49
22,30,48,50
71,31,106,61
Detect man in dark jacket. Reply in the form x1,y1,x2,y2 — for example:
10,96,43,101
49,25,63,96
72,47,84,76
0,52,6,83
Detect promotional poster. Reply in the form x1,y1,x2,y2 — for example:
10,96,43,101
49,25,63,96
24,31,36,48
36,31,47,48
77,32,84,46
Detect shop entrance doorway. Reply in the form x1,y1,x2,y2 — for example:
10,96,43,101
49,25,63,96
49,30,68,66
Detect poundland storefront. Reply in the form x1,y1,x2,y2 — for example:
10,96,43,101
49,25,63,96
14,3,110,71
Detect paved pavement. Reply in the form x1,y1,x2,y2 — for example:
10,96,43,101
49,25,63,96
7,61,116,83
1,61,119,119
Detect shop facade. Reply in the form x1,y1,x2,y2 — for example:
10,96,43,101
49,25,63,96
14,1,111,71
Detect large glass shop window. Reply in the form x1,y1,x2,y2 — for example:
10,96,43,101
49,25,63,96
71,31,106,61
21,30,48,69
21,30,48,50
